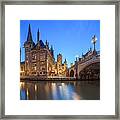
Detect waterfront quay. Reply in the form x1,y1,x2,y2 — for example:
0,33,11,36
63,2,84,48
20,76,100,82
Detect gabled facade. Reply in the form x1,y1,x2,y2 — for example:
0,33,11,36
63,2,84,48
20,24,67,78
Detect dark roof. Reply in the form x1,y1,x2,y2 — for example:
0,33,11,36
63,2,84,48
24,40,35,47
39,40,45,48
21,61,25,64
32,40,45,50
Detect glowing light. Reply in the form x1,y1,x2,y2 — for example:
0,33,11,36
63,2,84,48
35,84,37,91
61,83,65,86
27,88,29,99
20,82,23,86
20,70,24,73
52,83,56,86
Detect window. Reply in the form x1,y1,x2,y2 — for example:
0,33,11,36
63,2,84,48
34,55,36,59
42,67,45,70
21,67,23,71
40,72,42,74
32,53,36,60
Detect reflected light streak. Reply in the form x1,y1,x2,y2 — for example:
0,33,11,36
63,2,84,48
52,83,55,86
20,88,26,100
61,83,65,86
27,88,29,100
35,84,37,91
51,83,58,100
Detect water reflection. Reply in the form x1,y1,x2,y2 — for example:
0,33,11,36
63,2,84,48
20,81,100,100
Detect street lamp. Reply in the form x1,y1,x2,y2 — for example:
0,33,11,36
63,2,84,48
91,35,97,52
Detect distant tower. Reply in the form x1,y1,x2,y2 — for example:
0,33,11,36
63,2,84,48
57,53,62,64
57,53,62,76
64,58,67,69
64,58,67,65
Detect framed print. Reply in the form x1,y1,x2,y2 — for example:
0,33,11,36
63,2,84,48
0,0,119,119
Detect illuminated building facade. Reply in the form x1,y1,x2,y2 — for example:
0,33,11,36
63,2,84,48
51,54,68,77
20,24,67,78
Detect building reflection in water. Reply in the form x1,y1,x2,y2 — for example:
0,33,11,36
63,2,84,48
20,81,100,100
20,82,27,100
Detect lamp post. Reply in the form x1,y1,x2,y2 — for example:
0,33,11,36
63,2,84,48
91,35,97,52
75,57,78,80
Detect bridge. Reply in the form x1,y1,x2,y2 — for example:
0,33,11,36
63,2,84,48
69,50,100,80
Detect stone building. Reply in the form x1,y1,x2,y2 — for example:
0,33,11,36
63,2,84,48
20,61,25,76
51,54,67,77
20,24,67,78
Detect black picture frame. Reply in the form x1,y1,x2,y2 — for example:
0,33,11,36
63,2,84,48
0,0,119,119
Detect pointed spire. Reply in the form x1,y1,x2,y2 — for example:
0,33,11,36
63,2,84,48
64,58,67,64
37,29,39,43
27,24,32,42
90,47,92,51
50,45,53,51
45,40,49,48
50,45,54,57
45,40,48,46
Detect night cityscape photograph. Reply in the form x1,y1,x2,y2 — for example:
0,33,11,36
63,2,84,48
20,20,100,100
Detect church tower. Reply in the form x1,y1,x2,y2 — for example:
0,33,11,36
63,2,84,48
24,24,35,52
57,53,62,64
24,24,35,76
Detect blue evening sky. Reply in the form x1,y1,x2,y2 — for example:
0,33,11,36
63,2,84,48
20,20,100,67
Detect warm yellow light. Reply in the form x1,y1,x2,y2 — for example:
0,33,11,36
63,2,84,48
27,88,29,97
20,82,23,87
35,84,37,91
20,70,24,73
61,83,65,86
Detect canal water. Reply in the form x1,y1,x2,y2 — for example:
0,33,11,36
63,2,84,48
20,81,100,100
